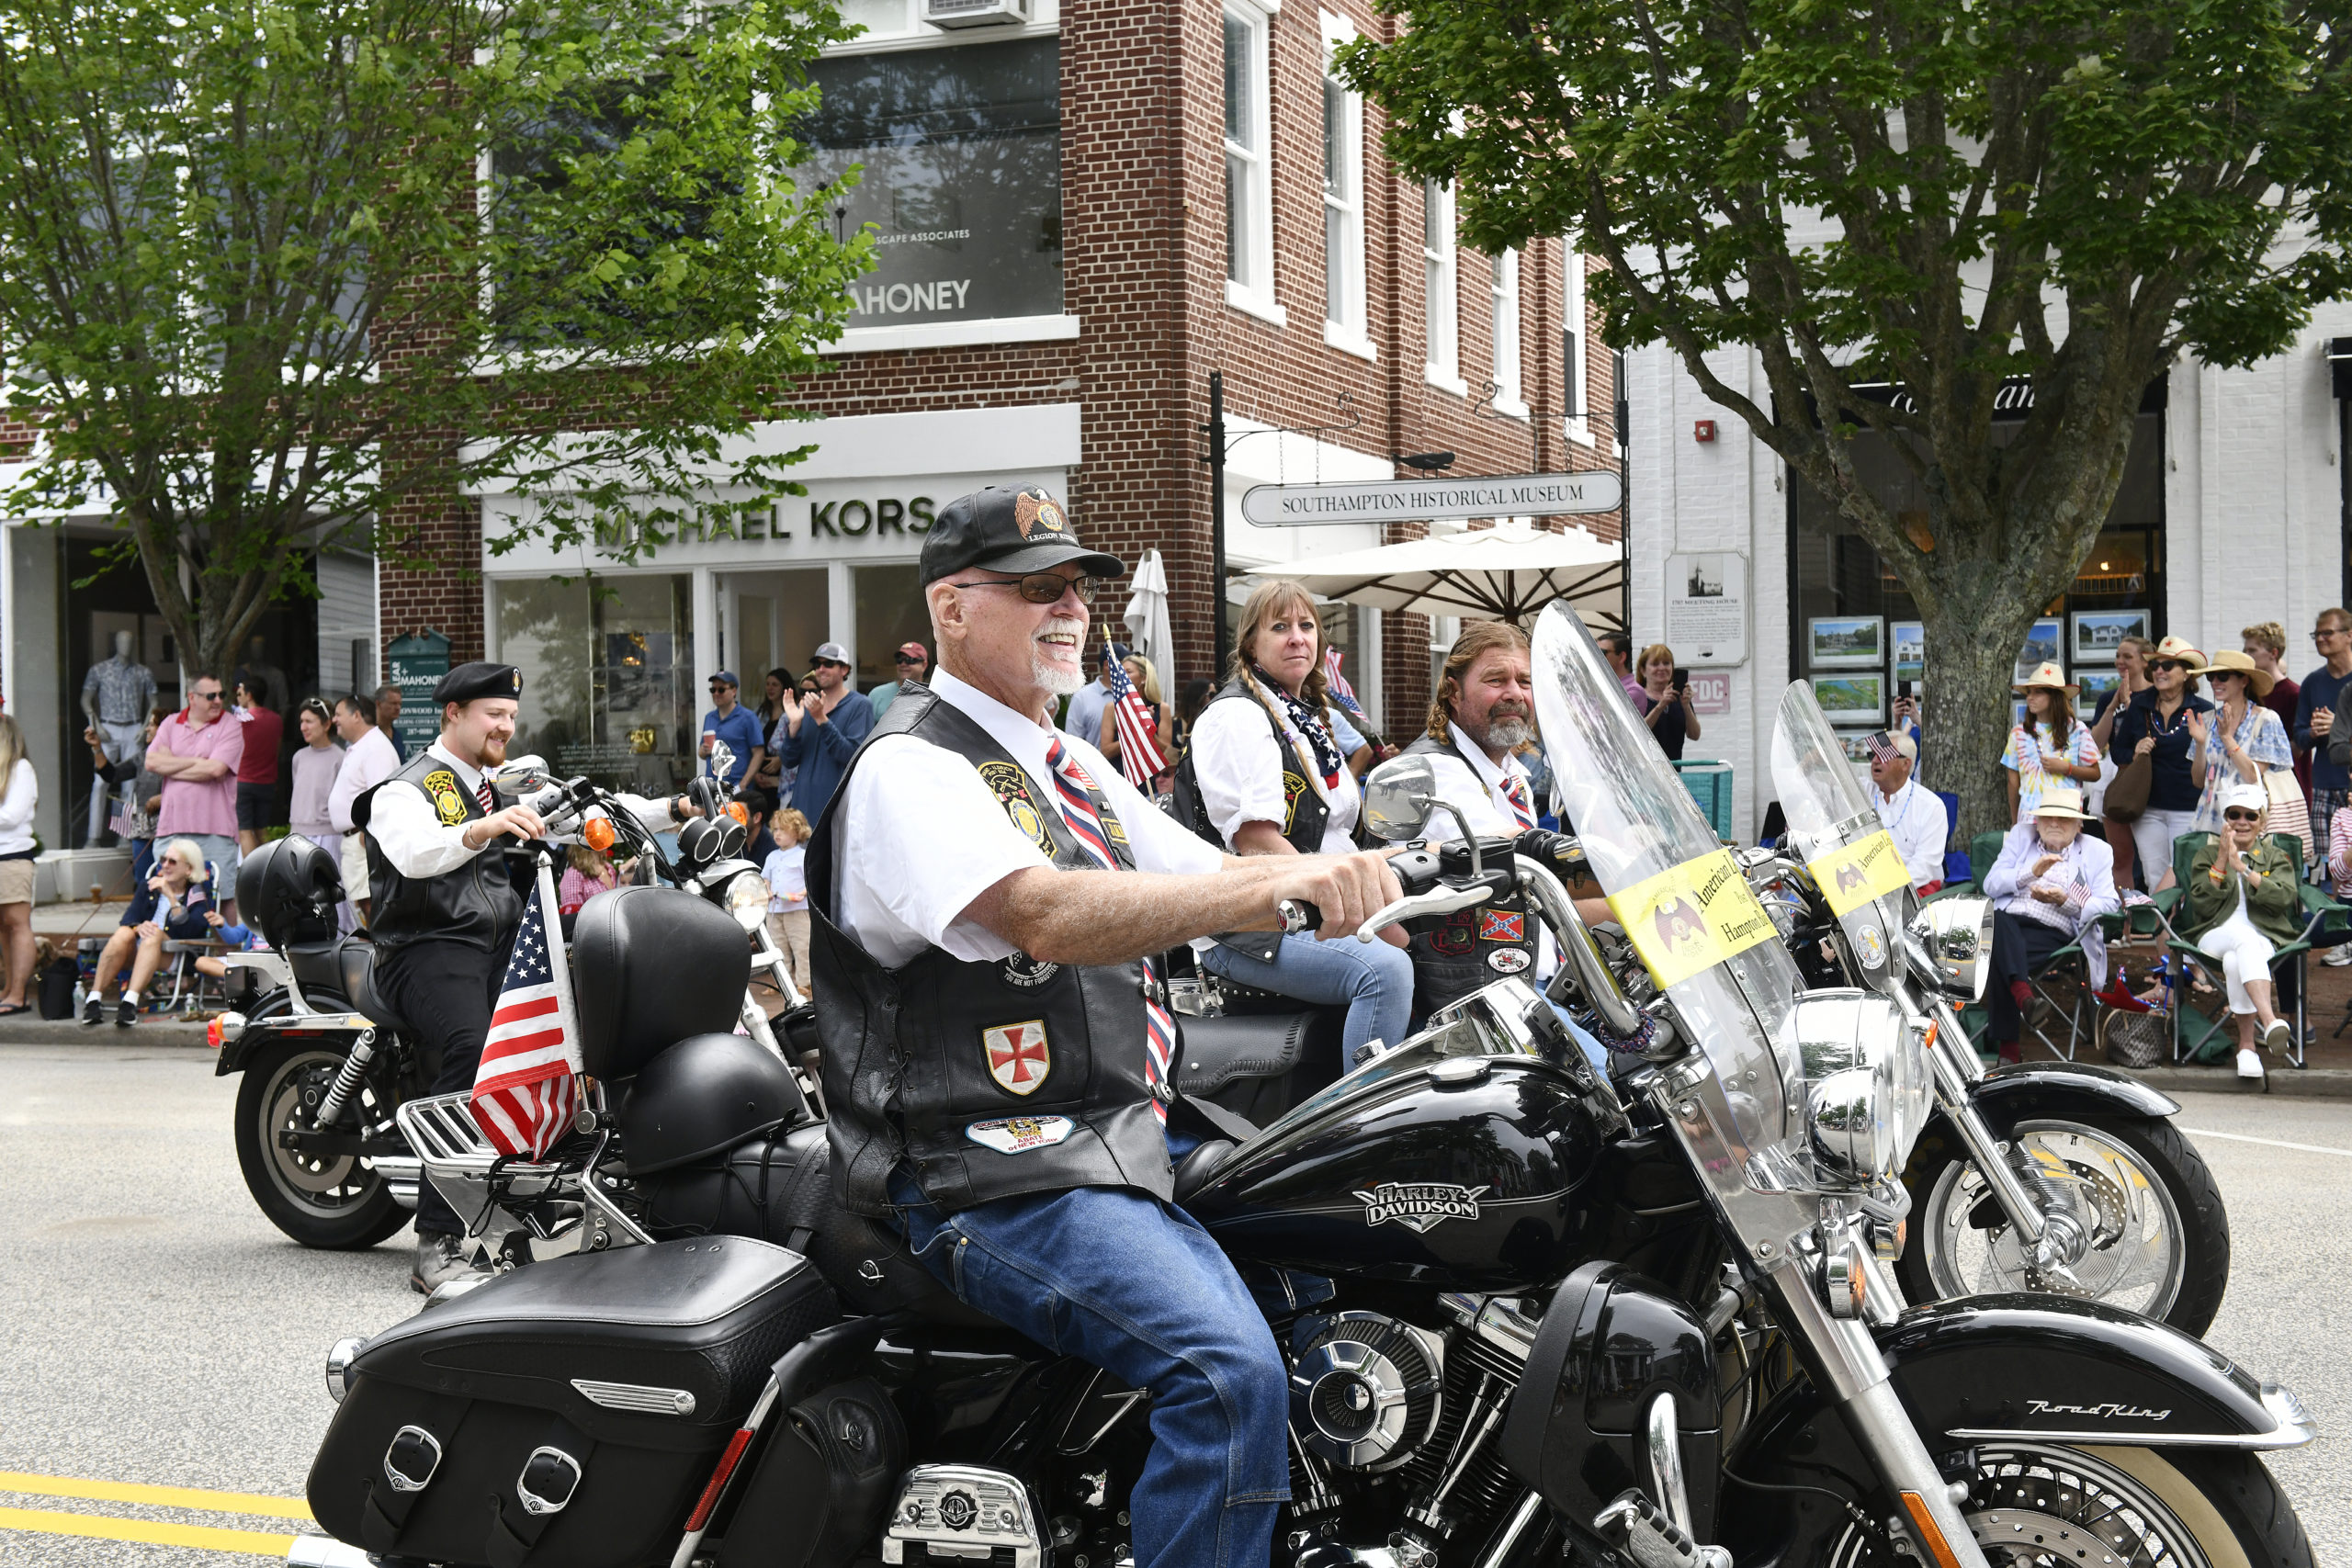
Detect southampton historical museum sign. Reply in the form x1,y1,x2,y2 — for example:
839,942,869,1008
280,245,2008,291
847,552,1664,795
1239,471,1625,527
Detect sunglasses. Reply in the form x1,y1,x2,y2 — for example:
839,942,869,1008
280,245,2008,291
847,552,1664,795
2148,660,2185,672
190,688,223,701
2319,628,2349,641
948,572,1101,605
2224,809,2261,823
896,654,926,665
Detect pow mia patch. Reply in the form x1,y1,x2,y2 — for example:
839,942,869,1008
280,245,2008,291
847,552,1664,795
978,761,1055,856
422,769,469,826
1001,953,1060,988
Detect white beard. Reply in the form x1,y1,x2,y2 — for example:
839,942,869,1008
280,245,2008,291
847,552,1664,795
1485,716,1532,751
1035,658,1084,698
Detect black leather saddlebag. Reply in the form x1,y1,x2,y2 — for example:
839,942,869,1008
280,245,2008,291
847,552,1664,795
1175,1009,1342,1128
636,1122,998,1329
308,1238,836,1568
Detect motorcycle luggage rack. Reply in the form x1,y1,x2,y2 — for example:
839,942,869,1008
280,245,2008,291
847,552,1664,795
397,1091,652,1253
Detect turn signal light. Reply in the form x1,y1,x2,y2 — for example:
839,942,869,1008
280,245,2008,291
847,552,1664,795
724,801,749,826
582,815,616,853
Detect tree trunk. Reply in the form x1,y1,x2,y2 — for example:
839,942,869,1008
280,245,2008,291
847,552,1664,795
1916,580,2044,849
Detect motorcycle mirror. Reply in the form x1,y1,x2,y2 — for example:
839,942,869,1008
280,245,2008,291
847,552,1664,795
686,776,721,817
488,760,550,796
1903,897,1996,1002
1363,755,1439,841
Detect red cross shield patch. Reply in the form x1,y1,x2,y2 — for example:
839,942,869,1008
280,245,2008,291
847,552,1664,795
1478,908,1526,943
984,1020,1052,1097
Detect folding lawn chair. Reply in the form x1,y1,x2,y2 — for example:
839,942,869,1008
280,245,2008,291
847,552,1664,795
2148,830,2343,1069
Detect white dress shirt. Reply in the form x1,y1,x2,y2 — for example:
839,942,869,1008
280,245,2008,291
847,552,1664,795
1187,687,1362,853
367,741,674,880
328,726,401,833
1419,723,1534,841
1870,778,1949,891
831,669,1225,969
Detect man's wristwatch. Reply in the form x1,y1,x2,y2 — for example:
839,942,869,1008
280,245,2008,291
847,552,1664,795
670,795,686,823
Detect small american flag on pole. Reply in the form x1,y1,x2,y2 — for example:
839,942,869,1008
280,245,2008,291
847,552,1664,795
1865,730,1900,766
1323,649,1365,718
1103,644,1169,787
470,868,584,1158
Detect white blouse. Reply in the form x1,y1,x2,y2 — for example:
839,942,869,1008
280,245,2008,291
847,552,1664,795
1188,693,1361,854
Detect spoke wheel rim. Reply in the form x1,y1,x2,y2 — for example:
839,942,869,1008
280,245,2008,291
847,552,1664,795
1829,1443,2214,1568
1923,1119,2186,1318
259,1049,386,1217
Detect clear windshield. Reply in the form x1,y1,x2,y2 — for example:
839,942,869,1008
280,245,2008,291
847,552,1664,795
1530,605,1798,1156
1768,682,1917,992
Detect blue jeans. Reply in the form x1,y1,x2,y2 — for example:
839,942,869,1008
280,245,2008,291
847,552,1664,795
1200,931,1414,1059
893,1177,1289,1568
1547,1000,1611,1074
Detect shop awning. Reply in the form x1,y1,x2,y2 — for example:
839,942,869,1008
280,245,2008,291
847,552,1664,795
1248,519,1625,630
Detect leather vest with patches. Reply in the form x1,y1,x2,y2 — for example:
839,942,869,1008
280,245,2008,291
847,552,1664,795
808,685,1169,1219
351,749,526,954
1169,679,1345,963
1400,734,1537,1013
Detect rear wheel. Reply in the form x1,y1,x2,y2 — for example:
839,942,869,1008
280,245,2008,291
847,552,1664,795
232,1038,409,1250
1822,1442,2312,1568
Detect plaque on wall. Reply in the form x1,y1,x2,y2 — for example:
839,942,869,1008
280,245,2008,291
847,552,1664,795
1663,552,1747,667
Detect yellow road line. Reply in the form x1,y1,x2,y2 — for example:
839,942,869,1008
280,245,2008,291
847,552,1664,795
0,1505,297,1556
0,1470,313,1520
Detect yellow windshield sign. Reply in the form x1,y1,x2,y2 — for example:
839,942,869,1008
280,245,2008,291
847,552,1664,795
1608,847,1777,990
1807,830,1911,917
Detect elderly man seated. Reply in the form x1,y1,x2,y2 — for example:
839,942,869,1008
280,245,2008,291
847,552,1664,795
1865,729,1946,895
1981,784,2119,1063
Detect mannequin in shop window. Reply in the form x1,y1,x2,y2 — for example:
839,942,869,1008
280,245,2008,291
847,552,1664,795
83,630,158,847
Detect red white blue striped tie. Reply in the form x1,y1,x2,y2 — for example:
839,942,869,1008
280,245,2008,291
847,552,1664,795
1044,739,1174,1124
1502,773,1536,830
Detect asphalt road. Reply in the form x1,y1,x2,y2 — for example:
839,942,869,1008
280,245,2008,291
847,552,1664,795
0,1039,2344,1564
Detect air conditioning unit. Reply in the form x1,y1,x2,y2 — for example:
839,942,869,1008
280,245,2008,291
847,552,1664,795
922,0,1029,28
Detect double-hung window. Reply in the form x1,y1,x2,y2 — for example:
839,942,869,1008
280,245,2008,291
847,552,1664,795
1320,15,1370,357
1488,249,1524,416
1563,250,1591,443
1423,180,1462,392
1223,5,1279,322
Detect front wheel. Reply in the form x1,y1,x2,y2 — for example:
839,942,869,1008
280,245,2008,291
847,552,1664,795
1898,1110,2229,1336
1824,1442,2312,1567
232,1037,410,1250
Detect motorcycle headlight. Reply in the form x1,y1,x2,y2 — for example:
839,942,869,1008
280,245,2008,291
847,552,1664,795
1785,989,1926,1189
723,870,772,931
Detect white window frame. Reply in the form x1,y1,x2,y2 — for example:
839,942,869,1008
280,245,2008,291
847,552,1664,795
1223,0,1283,326
1318,14,1372,360
1422,180,1464,395
1562,249,1592,446
1487,247,1526,418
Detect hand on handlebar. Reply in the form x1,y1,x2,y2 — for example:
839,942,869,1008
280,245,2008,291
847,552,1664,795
468,803,547,849
1270,849,1404,942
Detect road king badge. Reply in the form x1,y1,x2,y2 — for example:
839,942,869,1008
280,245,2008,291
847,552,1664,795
1353,1181,1490,1234
983,1020,1051,1095
966,1115,1075,1155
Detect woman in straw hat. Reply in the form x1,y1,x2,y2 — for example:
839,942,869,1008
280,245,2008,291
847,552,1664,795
1980,785,2120,1064
2003,660,2099,823
2187,649,2292,836
2109,634,2214,888
2177,781,2300,1078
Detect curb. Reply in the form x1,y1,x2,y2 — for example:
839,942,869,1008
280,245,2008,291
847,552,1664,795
2121,1065,2352,1100
0,1020,216,1049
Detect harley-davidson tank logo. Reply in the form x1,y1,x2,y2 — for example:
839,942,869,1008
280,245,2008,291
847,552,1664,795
1486,947,1532,974
978,761,1055,855
983,1020,1051,1095
1353,1181,1490,1234
1012,489,1068,539
1478,908,1525,943
966,1115,1074,1155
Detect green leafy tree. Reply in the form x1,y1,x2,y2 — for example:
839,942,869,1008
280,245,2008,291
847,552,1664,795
1342,0,2352,833
0,0,870,682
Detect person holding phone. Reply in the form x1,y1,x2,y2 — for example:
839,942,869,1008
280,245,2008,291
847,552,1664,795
1638,643,1701,760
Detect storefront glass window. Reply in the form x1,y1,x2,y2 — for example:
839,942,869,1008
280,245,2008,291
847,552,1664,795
802,38,1062,327
1787,410,2163,738
854,563,929,692
494,574,695,795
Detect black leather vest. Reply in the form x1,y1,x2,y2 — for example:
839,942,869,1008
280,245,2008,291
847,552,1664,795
352,749,526,954
808,685,1171,1219
1400,733,1537,1014
1170,680,1332,856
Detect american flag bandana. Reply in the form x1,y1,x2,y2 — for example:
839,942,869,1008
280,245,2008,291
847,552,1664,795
1043,739,1174,1124
470,866,584,1158
1103,644,1170,787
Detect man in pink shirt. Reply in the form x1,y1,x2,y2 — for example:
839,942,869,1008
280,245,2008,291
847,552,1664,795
146,672,246,911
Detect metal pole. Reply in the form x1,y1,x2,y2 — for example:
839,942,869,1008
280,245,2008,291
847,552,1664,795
1208,370,1229,673
1614,348,1631,635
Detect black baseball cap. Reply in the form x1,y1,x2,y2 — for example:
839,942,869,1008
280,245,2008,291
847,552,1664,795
919,484,1123,587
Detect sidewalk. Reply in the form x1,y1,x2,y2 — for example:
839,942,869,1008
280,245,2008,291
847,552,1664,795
33,897,135,944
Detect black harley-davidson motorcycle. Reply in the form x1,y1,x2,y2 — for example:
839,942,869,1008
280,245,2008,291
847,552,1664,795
213,757,804,1250
287,608,2316,1568
1747,682,2231,1337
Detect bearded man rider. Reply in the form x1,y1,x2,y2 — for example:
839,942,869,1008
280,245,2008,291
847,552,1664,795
354,662,695,1292
808,484,1404,1568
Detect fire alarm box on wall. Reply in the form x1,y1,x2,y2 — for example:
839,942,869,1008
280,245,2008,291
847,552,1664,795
1692,419,1717,443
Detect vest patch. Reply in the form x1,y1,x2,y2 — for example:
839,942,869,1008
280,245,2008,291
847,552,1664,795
966,1114,1074,1155
422,769,469,826
1428,910,1476,956
1479,909,1525,944
983,1019,1051,1096
1486,947,1532,974
1282,771,1309,836
978,761,1055,856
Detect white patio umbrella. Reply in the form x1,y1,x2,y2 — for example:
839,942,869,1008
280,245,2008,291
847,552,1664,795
1250,519,1625,630
1121,547,1175,675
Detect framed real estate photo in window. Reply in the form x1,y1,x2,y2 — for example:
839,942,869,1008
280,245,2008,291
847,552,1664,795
1809,615,1883,671
1810,673,1884,724
2071,609,2151,665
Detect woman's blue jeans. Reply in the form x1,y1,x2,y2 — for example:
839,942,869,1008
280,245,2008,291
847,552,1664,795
1199,931,1416,1058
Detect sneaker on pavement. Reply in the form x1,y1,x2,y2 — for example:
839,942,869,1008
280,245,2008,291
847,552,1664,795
2263,1017,2292,1053
116,998,136,1028
2236,1046,2266,1080
2323,945,2352,966
413,1234,488,1295
81,996,102,1026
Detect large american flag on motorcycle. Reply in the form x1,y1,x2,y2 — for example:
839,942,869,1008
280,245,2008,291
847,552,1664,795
1103,643,1169,787
470,874,584,1158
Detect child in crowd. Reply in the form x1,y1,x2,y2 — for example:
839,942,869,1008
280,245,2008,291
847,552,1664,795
762,808,811,995
558,842,619,915
195,905,266,1005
